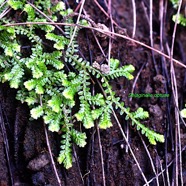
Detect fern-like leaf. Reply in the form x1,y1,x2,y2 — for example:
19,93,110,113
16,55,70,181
30,106,44,119
99,106,112,129
47,95,62,113
71,129,87,147
58,132,72,169
107,64,135,80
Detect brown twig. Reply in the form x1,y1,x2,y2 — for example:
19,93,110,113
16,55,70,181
139,133,160,186
159,1,172,185
150,0,159,74
40,96,62,186
96,124,106,186
3,21,186,69
169,0,183,185
131,0,137,38
0,103,14,185
26,1,65,35
93,0,121,28
96,79,149,185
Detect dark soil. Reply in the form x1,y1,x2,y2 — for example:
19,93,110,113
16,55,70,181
0,1,186,186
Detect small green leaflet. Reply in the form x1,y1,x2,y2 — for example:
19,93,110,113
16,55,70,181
180,108,186,118
47,96,62,113
30,106,44,119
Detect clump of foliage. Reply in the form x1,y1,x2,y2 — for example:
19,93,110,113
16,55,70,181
181,105,186,118
0,0,164,169
170,0,186,26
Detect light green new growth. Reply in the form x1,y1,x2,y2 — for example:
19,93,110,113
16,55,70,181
170,0,186,27
181,105,186,118
0,0,164,169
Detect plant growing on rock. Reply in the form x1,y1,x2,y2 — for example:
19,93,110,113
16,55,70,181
0,0,164,169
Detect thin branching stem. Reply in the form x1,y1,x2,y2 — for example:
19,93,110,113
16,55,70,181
170,0,183,185
26,1,65,35
3,21,186,69
68,0,85,47
139,133,160,186
96,125,106,186
112,109,149,185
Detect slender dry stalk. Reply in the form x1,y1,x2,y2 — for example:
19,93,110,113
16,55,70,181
0,7,11,19
139,133,160,186
128,60,146,153
159,0,171,185
43,122,62,186
169,0,183,185
93,0,120,27
96,125,106,186
26,1,65,35
131,0,136,38
82,9,107,58
0,0,7,9
96,79,149,185
40,96,62,186
4,21,186,69
0,104,14,185
92,72,106,186
68,0,85,47
73,145,84,184
150,0,159,74
111,109,149,185
107,0,113,68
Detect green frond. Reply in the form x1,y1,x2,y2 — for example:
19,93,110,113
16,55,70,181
172,14,186,27
129,112,164,144
32,66,44,79
24,79,36,91
58,132,72,169
107,64,135,80
132,107,149,120
25,93,38,105
60,8,73,17
24,4,35,20
51,1,65,12
4,43,20,56
171,0,186,27
99,106,112,129
145,130,165,145
8,0,24,10
30,106,44,119
48,122,60,132
45,33,67,50
88,93,105,106
91,108,104,120
43,110,63,132
62,87,76,100
47,95,62,113
170,0,179,8
35,84,44,94
83,112,94,128
75,112,84,121
75,101,94,128
4,64,24,88
180,108,186,118
0,1,165,169
110,58,120,70
45,51,63,70
71,129,87,147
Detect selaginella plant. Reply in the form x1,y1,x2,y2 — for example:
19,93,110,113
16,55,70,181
0,0,164,169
